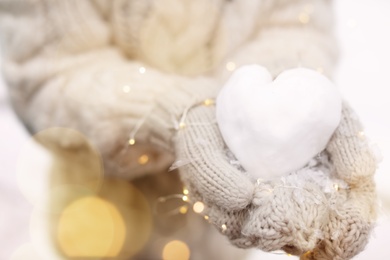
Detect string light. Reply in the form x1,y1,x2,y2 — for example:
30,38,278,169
179,122,186,129
192,201,205,214
203,99,215,106
127,113,151,149
154,194,191,216
204,215,209,220
183,188,189,195
175,99,216,131
138,67,146,74
138,155,149,165
226,61,236,72
179,206,188,214
221,224,227,232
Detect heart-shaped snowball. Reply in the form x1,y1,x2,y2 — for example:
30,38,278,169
216,65,342,180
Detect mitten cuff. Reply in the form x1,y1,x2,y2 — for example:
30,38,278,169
137,77,221,172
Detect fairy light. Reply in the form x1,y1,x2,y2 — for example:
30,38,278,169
183,188,189,195
226,62,236,72
139,67,146,74
204,215,209,220
203,99,215,106
179,122,186,129
333,183,339,191
154,194,192,217
138,155,149,165
192,201,205,214
174,98,216,132
128,139,135,145
127,113,150,148
221,224,227,232
179,206,188,214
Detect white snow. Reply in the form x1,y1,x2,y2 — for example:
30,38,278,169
217,66,342,180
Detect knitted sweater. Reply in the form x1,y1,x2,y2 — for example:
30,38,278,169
0,0,376,259
0,0,336,178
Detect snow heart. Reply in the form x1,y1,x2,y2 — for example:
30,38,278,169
216,65,342,180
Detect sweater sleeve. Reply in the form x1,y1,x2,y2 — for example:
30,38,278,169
218,0,337,80
0,0,217,178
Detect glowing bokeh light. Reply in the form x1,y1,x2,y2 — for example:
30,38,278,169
57,196,126,257
162,240,190,260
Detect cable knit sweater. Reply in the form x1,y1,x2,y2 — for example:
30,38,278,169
0,0,336,177
0,0,376,259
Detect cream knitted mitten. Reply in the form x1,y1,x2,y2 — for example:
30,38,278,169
166,93,377,259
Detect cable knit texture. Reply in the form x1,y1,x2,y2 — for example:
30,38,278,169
0,0,377,259
176,101,377,259
0,0,337,179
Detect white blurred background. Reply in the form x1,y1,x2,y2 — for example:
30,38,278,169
1,0,389,259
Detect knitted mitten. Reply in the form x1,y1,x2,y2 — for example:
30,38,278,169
171,97,377,259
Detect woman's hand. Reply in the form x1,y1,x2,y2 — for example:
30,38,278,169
175,100,377,259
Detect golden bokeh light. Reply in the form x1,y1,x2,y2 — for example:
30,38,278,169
203,99,215,106
162,240,190,260
179,206,188,214
16,127,103,210
57,196,126,258
138,154,149,165
94,179,152,258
